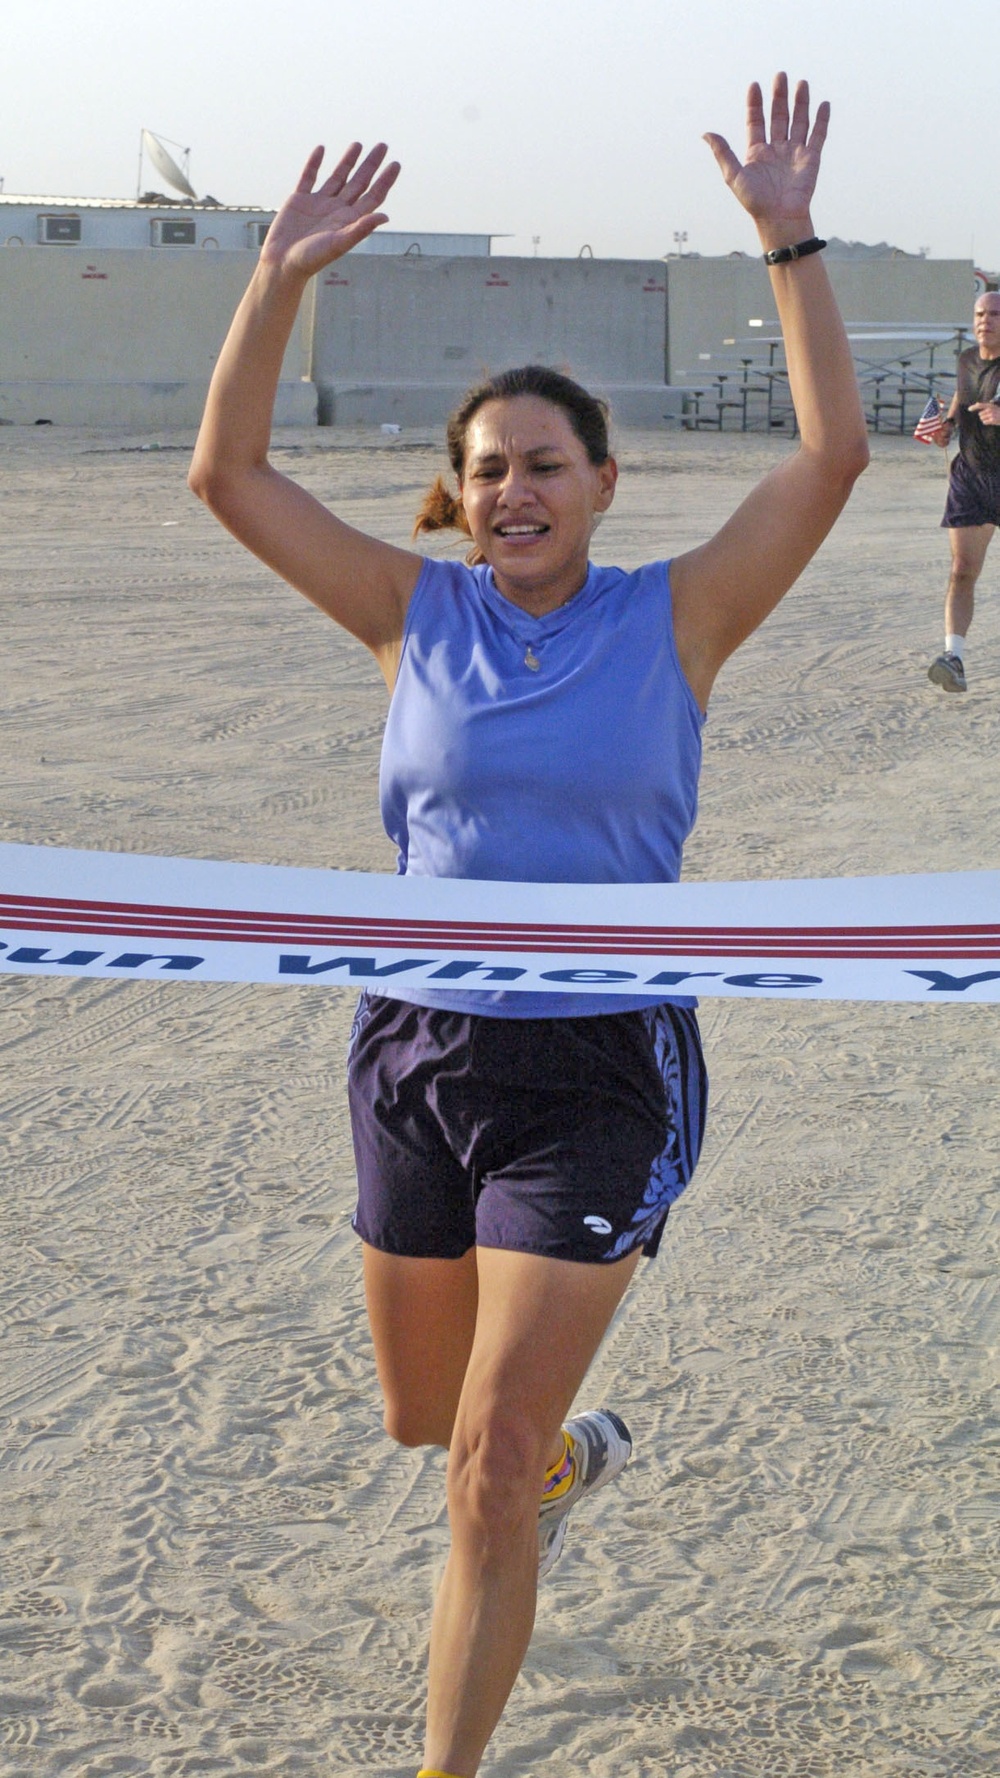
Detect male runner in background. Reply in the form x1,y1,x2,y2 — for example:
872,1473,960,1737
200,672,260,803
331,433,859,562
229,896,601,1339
928,292,1000,692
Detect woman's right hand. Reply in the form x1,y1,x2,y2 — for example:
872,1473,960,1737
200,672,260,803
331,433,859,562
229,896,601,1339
260,142,400,280
190,136,417,678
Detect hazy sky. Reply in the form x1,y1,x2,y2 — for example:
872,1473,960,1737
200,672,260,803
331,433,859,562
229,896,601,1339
3,1,994,272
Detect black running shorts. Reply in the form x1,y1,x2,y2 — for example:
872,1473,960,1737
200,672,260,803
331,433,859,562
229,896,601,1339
347,993,707,1264
942,454,1000,529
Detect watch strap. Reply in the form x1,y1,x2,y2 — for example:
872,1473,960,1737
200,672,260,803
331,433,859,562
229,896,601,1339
763,236,827,266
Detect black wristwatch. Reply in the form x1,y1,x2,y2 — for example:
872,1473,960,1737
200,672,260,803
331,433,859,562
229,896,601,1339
762,236,827,265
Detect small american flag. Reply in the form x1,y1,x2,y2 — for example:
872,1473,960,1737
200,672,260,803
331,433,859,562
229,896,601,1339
913,396,948,443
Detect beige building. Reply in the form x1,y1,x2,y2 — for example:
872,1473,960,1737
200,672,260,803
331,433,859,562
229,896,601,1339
0,245,314,428
0,204,979,430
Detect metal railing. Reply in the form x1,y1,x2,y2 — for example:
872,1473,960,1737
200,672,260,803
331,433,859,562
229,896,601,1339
679,325,969,435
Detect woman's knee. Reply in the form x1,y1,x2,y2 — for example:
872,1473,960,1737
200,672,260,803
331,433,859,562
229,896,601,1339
382,1395,454,1450
447,1411,548,1540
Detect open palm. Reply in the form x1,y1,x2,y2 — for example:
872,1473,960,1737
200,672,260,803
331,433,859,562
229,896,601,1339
261,142,400,278
705,74,828,228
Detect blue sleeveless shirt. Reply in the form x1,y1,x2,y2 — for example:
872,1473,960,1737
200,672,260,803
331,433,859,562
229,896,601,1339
379,555,705,1017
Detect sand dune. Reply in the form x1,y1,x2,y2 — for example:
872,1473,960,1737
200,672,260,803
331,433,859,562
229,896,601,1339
1,425,997,1776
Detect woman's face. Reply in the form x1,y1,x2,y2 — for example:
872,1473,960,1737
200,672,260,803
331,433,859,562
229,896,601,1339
459,395,617,614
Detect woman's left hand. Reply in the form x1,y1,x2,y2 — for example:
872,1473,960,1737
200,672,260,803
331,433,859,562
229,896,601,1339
703,73,828,244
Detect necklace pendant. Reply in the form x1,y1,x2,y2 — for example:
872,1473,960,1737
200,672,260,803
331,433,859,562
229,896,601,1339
524,646,541,671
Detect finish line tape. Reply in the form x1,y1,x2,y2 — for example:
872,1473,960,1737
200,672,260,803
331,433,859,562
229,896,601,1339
1,842,999,1002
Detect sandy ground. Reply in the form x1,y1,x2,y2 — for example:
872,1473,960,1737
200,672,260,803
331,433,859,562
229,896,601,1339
1,422,998,1778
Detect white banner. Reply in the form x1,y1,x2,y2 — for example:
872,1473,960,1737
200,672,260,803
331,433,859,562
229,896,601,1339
1,841,999,1001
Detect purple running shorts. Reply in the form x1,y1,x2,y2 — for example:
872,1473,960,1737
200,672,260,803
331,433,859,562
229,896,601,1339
347,992,707,1265
942,453,1000,529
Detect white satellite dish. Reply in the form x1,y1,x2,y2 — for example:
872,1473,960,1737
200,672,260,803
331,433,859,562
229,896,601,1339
140,129,197,200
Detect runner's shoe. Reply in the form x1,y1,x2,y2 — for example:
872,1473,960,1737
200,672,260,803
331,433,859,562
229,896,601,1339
928,651,967,692
537,1409,633,1578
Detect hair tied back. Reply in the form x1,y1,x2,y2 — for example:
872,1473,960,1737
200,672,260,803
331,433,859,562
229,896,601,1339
412,474,472,540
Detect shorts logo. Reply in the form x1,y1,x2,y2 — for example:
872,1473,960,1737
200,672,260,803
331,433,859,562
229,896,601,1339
583,1215,613,1236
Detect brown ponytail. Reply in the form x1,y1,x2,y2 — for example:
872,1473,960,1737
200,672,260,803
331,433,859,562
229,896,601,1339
412,474,471,539
412,474,486,565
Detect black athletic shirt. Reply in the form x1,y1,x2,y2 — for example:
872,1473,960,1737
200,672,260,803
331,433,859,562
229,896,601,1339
955,348,1000,473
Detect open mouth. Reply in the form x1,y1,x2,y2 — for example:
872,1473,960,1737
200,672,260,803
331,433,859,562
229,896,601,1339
495,523,549,538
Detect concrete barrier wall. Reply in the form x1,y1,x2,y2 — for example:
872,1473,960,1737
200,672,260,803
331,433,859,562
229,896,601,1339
311,254,672,425
665,256,975,382
0,247,313,426
0,242,979,430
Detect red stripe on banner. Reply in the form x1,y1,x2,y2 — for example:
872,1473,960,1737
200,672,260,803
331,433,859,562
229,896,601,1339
1,894,999,959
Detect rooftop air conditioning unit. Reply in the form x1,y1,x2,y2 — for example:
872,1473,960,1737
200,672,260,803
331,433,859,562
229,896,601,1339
151,217,196,246
39,215,82,244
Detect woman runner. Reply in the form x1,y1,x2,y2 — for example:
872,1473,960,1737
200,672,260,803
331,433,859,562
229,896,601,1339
189,74,869,1778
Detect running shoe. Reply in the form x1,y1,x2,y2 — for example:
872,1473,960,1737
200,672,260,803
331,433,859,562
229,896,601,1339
928,651,967,692
537,1409,633,1578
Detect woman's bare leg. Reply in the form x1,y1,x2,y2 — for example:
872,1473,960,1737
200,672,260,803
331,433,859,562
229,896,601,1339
423,1246,640,1777
362,1243,479,1448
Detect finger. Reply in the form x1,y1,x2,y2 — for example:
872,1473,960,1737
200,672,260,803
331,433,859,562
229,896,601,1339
807,98,831,154
968,402,983,411
341,141,390,205
337,211,391,251
316,140,363,198
788,78,810,146
770,71,790,144
703,131,742,189
745,81,766,149
296,145,326,194
354,159,401,215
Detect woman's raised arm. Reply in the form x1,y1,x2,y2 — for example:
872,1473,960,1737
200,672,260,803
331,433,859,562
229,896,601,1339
671,76,870,709
188,143,421,685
